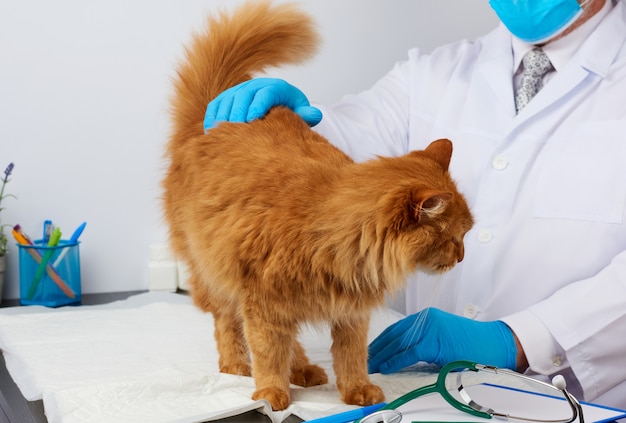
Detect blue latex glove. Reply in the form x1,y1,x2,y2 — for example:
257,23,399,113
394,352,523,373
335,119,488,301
368,308,518,374
203,77,322,131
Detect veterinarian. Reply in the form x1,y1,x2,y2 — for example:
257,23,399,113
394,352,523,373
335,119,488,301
203,0,626,408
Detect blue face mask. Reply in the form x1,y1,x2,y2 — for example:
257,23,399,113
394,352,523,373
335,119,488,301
489,0,587,44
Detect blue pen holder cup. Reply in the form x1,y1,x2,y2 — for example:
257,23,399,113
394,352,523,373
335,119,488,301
18,240,82,307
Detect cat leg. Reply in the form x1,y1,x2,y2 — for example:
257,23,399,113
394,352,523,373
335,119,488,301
243,308,296,411
213,309,252,376
290,340,328,387
331,317,385,406
187,271,251,376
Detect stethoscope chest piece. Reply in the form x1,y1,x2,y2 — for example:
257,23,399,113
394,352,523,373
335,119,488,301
360,409,403,423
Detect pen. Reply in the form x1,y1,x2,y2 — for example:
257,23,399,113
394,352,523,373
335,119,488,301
68,221,86,243
12,225,75,300
27,227,62,300
52,221,86,268
306,403,388,423
13,224,34,245
42,220,53,244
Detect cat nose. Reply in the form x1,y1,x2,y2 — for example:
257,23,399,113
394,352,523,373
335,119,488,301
455,241,465,262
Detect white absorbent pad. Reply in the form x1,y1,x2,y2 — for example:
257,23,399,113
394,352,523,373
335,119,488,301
0,292,436,423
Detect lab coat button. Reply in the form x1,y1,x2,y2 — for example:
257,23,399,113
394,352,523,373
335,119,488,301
492,155,508,170
463,304,478,319
553,356,563,367
477,229,493,243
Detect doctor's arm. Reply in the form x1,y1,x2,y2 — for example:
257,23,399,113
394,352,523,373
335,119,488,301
375,255,626,401
501,253,626,401
203,60,414,162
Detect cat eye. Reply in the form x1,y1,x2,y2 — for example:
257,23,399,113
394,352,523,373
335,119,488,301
358,360,583,423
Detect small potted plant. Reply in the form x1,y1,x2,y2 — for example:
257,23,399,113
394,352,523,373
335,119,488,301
0,162,15,302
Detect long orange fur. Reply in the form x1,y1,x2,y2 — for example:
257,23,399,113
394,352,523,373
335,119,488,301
163,0,474,411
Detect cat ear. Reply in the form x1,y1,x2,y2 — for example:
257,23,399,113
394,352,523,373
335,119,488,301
423,138,453,171
390,188,454,232
412,190,453,222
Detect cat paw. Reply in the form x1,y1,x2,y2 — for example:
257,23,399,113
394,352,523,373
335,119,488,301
252,387,290,411
220,363,252,376
290,364,328,387
341,383,385,406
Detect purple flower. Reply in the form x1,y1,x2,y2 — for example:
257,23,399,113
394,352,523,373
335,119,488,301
0,162,16,211
2,163,14,182
0,162,16,255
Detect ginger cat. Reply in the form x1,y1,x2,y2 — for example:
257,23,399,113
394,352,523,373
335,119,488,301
163,0,473,411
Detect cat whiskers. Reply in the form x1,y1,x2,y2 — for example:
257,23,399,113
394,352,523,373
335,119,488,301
398,275,444,366
401,307,430,352
437,262,457,273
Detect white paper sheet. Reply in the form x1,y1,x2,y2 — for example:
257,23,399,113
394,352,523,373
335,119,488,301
2,292,623,423
0,292,429,423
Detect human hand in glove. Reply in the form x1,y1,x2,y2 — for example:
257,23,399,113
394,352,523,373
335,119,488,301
368,307,518,374
204,77,322,131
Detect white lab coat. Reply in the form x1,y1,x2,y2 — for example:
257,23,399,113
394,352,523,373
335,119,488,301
313,1,626,408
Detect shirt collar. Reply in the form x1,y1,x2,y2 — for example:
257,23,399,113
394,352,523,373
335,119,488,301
512,0,614,72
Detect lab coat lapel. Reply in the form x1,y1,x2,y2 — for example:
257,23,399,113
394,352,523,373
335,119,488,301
513,1,626,126
512,65,589,126
476,25,517,118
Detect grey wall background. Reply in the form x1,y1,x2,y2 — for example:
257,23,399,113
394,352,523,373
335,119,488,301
0,0,498,299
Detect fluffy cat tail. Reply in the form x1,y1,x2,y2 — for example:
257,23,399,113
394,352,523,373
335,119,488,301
170,0,319,140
